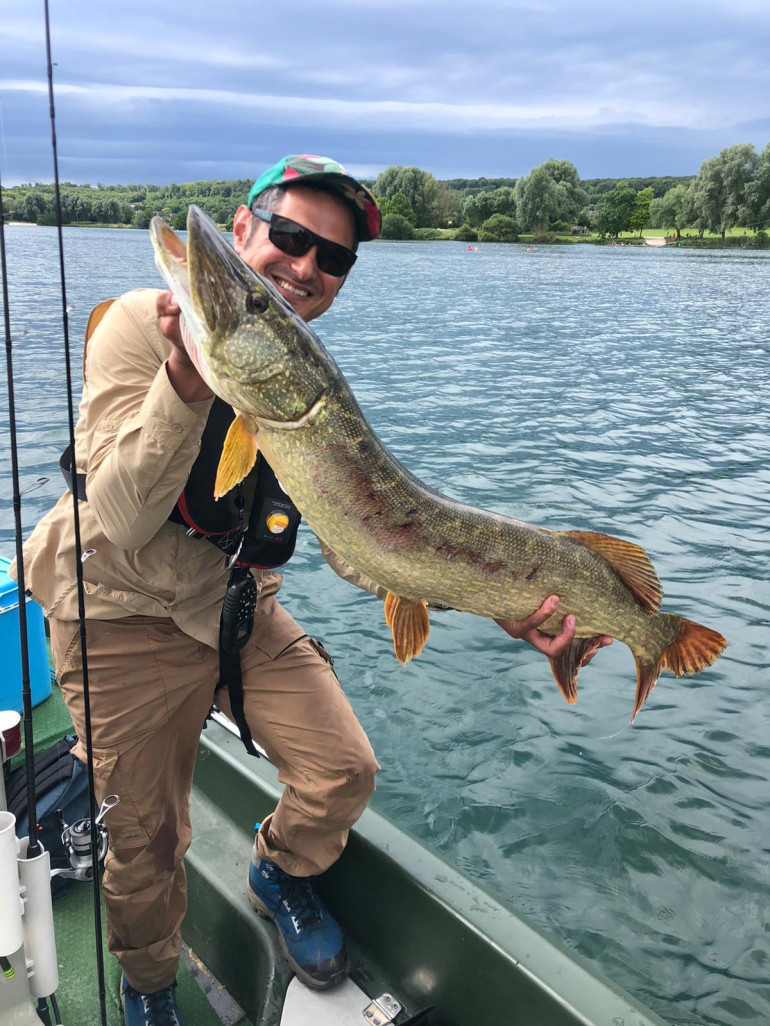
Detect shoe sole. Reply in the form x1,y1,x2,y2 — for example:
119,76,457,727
247,881,349,991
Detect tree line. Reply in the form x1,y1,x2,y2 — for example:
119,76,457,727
3,179,251,230
3,142,769,246
373,143,769,245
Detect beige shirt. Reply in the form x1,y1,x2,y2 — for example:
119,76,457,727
17,289,383,651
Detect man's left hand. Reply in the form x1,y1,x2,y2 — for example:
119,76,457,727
494,594,612,665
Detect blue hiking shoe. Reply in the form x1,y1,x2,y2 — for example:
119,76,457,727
248,857,348,989
119,974,183,1025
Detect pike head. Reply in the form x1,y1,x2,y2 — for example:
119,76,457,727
150,204,334,426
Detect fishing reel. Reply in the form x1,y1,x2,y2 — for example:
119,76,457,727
51,794,119,883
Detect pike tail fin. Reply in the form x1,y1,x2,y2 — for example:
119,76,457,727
631,616,727,722
548,636,605,705
214,413,258,499
384,592,430,665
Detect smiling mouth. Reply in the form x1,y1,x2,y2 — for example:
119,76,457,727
273,275,311,299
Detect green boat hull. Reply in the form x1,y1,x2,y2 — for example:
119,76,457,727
185,719,667,1025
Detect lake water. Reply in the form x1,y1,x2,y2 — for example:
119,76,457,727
1,227,768,1025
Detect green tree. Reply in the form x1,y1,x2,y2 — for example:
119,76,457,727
380,192,415,224
744,142,770,231
461,186,518,227
514,168,562,239
629,186,654,236
373,166,438,227
539,159,586,222
492,186,517,219
21,193,47,223
434,182,461,227
133,206,154,229
594,181,638,237
453,223,478,242
652,183,695,240
514,159,585,239
461,191,498,227
691,143,759,239
379,213,415,240
478,213,519,242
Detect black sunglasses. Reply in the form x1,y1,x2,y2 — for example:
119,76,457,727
251,208,357,278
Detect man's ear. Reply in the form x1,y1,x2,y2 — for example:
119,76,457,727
231,205,253,255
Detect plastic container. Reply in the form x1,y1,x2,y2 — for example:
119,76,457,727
0,556,52,713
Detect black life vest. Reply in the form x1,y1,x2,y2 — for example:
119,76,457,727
168,397,301,569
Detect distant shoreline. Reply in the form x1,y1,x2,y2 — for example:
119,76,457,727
5,221,764,250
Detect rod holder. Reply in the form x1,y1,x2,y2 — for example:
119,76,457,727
0,810,23,956
17,836,59,998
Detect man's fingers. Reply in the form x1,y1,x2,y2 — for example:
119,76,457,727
579,635,613,666
157,289,181,317
494,595,561,642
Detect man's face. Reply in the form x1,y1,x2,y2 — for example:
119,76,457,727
232,185,356,323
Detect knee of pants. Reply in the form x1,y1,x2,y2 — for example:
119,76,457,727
325,748,380,809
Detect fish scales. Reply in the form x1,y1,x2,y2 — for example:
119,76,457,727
255,397,677,656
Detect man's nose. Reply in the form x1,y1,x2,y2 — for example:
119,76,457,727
289,246,318,279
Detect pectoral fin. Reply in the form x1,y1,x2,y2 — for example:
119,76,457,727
214,413,259,499
384,592,430,665
548,635,603,705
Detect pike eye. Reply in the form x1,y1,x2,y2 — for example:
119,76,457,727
247,293,268,314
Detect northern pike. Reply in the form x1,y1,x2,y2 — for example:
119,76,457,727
150,206,726,720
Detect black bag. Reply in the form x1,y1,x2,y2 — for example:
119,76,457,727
5,736,91,898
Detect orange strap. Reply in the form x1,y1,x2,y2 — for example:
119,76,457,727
82,298,117,380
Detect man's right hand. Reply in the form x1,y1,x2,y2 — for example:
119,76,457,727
156,290,214,404
157,289,186,350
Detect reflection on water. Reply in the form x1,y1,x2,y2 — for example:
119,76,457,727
2,229,769,1025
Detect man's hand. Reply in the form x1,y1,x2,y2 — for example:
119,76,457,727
156,290,213,403
157,289,186,350
494,595,612,665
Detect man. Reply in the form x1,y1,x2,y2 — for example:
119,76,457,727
18,154,609,1026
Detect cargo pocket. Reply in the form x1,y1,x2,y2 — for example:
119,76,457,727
49,622,81,683
89,743,152,851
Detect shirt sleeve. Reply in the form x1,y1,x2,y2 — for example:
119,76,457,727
78,290,214,549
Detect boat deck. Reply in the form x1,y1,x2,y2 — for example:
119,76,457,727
5,686,668,1026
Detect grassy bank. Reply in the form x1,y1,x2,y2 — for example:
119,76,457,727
422,226,767,248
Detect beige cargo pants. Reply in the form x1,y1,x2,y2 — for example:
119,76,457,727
49,575,379,993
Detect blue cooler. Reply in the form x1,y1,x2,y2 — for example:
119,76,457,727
0,555,52,713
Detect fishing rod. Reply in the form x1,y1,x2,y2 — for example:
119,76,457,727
1,150,62,1026
42,0,109,1021
0,163,39,867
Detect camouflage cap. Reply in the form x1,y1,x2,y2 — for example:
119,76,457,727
246,154,381,242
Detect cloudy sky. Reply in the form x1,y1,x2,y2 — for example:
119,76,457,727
1,0,768,187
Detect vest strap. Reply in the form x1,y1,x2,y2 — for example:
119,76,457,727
218,567,260,757
60,443,88,501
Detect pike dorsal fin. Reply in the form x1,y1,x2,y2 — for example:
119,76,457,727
565,530,662,612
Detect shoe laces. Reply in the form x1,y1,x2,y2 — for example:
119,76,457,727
124,981,181,1026
280,876,324,932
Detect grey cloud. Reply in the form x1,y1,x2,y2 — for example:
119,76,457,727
1,0,767,184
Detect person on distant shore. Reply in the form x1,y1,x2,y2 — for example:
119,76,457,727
15,154,610,1026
